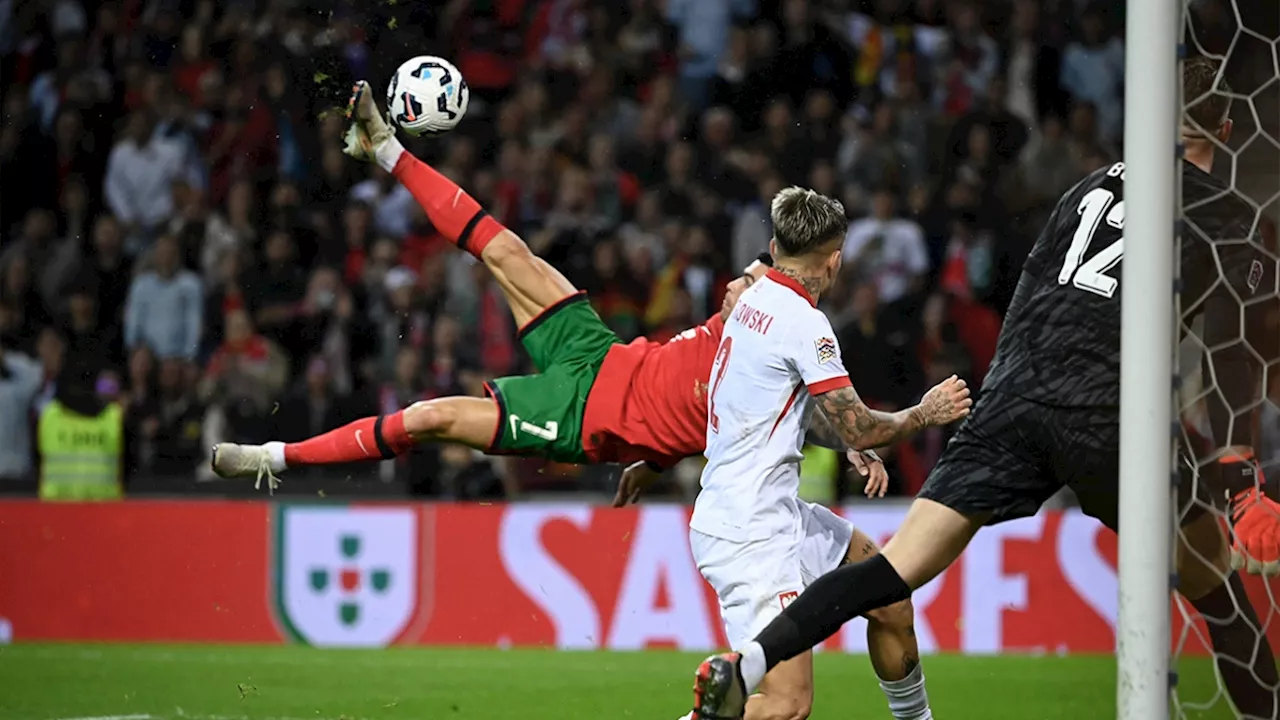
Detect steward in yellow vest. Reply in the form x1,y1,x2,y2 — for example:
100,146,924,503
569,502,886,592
38,375,123,501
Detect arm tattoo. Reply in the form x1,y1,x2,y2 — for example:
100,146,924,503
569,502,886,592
805,410,847,450
815,384,927,449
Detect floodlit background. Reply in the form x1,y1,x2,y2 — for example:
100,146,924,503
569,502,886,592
0,0,1277,718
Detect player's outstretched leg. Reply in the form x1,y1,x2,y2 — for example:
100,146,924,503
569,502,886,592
345,80,576,330
729,532,932,720
211,396,498,488
1177,510,1280,718
866,600,932,720
693,499,979,719
850,528,933,720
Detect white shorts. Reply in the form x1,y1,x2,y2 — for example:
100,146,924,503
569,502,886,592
689,501,854,650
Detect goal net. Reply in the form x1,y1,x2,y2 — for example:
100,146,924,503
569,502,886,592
1169,0,1280,718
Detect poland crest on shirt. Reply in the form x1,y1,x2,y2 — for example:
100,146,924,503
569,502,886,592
690,269,851,543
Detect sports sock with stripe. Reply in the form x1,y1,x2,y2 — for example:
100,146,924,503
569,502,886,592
283,411,413,467
380,143,502,258
879,663,932,720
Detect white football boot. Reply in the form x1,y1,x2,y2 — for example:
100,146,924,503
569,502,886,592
342,79,398,165
210,442,282,493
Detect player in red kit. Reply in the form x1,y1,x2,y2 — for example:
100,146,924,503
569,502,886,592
212,81,787,484
213,83,954,718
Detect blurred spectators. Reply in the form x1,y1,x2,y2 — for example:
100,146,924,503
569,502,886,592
0,0,1155,500
104,110,198,252
273,355,369,481
124,355,203,480
666,0,756,110
199,307,288,448
63,272,123,374
1059,5,1124,144
124,233,202,361
841,188,929,305
0,344,43,484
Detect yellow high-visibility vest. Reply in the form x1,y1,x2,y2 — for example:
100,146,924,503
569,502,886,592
38,400,123,501
798,445,839,506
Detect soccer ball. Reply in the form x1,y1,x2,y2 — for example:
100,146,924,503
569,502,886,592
386,56,469,137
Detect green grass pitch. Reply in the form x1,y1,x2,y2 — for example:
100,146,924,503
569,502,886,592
0,644,1237,719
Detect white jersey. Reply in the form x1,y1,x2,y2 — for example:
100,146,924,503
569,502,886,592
689,270,852,542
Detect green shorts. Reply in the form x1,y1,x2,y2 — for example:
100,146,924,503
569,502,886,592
484,292,620,464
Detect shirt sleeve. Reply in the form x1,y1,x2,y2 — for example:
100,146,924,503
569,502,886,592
1200,236,1277,449
1217,236,1271,301
790,311,853,396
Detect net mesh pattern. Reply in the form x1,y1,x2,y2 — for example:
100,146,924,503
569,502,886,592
1172,1,1280,717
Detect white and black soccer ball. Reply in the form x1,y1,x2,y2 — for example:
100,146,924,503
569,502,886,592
386,55,469,137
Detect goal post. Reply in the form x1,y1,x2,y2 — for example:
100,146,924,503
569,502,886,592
1120,1,1280,718
1117,0,1181,717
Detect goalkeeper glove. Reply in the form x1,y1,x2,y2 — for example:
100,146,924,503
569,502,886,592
1223,454,1280,576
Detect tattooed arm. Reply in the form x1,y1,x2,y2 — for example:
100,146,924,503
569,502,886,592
805,410,847,450
814,375,971,451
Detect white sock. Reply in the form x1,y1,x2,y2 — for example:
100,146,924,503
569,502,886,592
676,713,694,720
879,663,932,720
374,134,406,173
739,641,767,693
264,441,288,473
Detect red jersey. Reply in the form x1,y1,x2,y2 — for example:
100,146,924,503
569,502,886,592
581,315,725,468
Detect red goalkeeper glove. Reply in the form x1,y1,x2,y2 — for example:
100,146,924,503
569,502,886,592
1224,454,1280,576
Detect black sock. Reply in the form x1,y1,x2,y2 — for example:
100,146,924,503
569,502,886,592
754,554,911,670
1191,572,1280,719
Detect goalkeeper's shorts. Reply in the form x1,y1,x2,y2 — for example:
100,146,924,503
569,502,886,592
918,390,1213,532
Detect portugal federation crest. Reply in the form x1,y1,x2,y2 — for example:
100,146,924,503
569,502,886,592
272,505,425,647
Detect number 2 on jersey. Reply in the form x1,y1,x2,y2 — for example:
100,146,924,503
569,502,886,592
708,337,733,433
1059,187,1125,298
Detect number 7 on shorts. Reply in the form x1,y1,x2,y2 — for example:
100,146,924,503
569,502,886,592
510,415,559,441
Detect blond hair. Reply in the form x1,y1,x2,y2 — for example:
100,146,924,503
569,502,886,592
770,186,848,257
1183,56,1232,138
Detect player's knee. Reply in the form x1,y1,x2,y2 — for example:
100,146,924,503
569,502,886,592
866,597,915,633
403,399,457,440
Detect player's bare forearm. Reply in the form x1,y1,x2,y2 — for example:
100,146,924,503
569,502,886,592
815,376,970,450
815,386,927,450
1200,290,1266,495
805,410,848,450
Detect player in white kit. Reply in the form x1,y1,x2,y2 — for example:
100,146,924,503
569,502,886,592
688,188,973,720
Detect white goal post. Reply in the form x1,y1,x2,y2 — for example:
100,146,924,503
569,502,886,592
1117,0,1181,717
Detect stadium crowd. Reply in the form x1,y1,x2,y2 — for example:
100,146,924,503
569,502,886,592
0,0,1272,500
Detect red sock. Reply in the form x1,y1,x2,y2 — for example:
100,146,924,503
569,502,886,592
283,412,414,467
392,152,503,257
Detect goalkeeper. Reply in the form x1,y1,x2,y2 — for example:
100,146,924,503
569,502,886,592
692,57,1280,720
